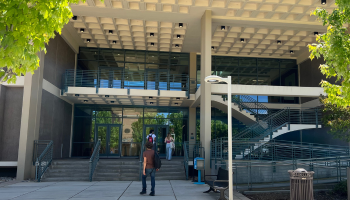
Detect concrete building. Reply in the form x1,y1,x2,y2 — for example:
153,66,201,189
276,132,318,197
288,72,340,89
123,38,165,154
0,0,347,181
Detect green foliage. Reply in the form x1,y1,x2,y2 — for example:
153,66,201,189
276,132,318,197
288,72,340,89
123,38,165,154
333,180,347,196
0,0,84,83
320,96,350,142
309,0,350,107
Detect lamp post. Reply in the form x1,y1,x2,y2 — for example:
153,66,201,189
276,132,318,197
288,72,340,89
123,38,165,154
204,75,232,200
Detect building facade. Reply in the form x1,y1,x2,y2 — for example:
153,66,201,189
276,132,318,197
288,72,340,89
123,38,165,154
0,1,347,180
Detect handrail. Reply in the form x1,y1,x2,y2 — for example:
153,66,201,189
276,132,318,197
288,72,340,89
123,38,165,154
62,69,192,98
35,141,53,182
183,142,189,180
89,140,101,182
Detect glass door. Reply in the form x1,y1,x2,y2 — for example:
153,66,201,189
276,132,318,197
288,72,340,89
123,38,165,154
96,124,122,157
157,126,168,156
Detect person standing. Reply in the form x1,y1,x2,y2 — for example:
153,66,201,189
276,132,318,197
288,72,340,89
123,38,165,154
140,141,158,196
164,133,174,161
146,130,157,152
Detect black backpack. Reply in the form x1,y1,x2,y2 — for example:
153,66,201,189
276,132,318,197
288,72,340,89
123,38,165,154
154,152,162,169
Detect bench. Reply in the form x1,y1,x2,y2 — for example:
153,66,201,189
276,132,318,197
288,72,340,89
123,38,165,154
203,167,230,200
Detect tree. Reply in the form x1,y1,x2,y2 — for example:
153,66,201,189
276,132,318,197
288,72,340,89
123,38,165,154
309,0,350,107
0,0,83,83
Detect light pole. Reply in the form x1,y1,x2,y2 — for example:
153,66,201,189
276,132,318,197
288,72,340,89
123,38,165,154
204,75,232,200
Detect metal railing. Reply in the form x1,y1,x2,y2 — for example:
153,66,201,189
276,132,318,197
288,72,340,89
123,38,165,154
211,139,350,163
33,140,52,166
89,140,101,182
183,141,202,180
234,107,321,141
35,141,53,182
225,156,350,190
62,69,192,98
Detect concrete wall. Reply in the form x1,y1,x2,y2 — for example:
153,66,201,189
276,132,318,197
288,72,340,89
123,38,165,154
299,58,337,103
0,87,24,161
44,33,76,88
38,34,75,159
39,90,72,159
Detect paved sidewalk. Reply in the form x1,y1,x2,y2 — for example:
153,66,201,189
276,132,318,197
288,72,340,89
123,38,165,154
0,180,249,200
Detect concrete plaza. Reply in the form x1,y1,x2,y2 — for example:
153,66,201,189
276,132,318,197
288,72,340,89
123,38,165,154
0,180,249,200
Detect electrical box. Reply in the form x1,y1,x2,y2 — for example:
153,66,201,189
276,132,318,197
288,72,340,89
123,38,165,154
194,157,205,170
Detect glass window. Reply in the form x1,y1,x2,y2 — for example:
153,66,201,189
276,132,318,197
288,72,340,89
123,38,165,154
125,50,145,63
239,67,257,85
170,53,189,65
78,47,99,60
99,49,124,62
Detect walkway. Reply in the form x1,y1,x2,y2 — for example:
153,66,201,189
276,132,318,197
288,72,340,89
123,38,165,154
0,180,250,200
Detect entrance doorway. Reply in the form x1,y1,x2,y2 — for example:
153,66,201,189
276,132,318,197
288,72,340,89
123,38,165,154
143,125,169,156
96,124,122,157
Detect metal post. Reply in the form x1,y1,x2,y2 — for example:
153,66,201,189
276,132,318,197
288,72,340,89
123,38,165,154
347,167,350,200
227,76,233,200
316,109,318,128
288,108,290,130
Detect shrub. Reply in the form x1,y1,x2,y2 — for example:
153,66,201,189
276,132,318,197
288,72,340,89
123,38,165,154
333,180,347,196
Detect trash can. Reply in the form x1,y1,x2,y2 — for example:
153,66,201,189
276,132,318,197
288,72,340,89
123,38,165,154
288,168,314,200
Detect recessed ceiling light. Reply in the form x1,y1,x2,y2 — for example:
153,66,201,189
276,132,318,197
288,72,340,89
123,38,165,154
87,39,90,43
149,97,153,99
80,28,84,33
150,102,154,104
277,40,282,44
109,30,113,34
175,103,178,105
211,46,214,50
150,33,154,37
179,23,183,28
175,44,179,47
72,16,77,20
240,38,245,43
177,35,181,38
314,32,319,36
321,0,326,5
176,97,180,100
112,41,117,44
105,95,109,98
75,94,79,97
290,50,294,54
151,43,154,46
111,101,115,103
84,100,88,103
221,26,226,31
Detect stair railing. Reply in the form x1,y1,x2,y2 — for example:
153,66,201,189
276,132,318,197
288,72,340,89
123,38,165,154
35,141,53,182
89,139,101,182
183,142,189,180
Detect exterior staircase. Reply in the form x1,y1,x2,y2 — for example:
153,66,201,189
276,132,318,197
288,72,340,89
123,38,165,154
93,160,139,181
41,159,89,182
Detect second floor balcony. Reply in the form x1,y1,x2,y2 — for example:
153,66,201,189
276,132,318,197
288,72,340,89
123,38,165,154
62,69,195,98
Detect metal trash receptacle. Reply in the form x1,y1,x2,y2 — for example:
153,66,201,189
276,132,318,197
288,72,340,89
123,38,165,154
288,168,314,200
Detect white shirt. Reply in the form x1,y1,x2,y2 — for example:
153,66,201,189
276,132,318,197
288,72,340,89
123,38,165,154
146,134,156,144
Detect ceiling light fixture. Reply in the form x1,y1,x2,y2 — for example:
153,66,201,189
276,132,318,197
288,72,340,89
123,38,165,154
151,43,154,46
150,102,154,104
150,33,154,37
175,44,179,47
277,40,282,44
75,94,79,97
177,35,181,38
176,97,180,100
105,95,109,98
314,32,319,36
149,97,153,99
112,41,117,44
175,103,178,105
84,100,88,103
321,0,326,5
221,26,226,30
179,23,183,28
72,16,77,20
87,39,90,43
109,30,113,34
290,50,294,54
80,28,84,33
111,101,115,103
211,46,214,50
240,38,245,43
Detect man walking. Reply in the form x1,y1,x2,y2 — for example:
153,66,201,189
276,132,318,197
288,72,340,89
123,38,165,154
146,130,157,151
140,141,158,196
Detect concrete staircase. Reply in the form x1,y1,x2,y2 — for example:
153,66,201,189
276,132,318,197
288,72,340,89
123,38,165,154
93,160,140,181
41,159,90,182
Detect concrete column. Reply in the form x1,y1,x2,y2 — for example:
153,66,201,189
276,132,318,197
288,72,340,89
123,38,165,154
200,10,212,172
189,107,196,143
16,51,45,180
189,52,197,94
0,85,6,160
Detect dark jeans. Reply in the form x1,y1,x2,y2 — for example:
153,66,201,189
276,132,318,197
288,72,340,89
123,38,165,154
142,168,155,192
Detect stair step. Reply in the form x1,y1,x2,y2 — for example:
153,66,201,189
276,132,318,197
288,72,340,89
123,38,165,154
46,173,89,177
42,177,90,182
